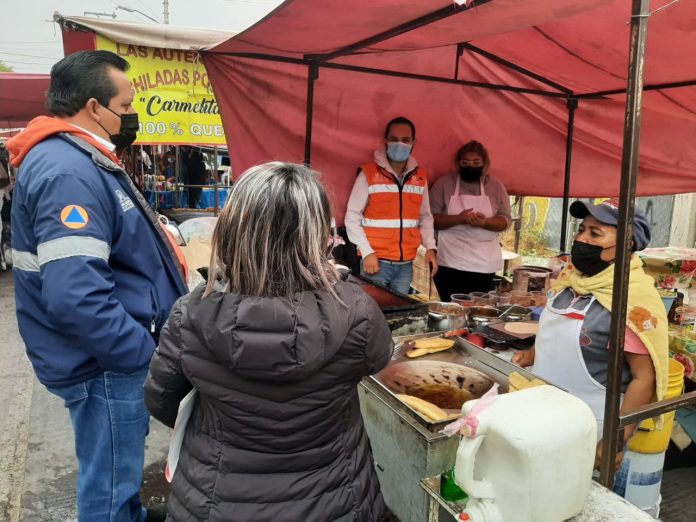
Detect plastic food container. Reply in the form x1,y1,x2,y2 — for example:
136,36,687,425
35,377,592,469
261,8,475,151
455,385,596,522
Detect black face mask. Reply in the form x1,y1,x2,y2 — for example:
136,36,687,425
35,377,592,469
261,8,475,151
459,166,483,183
571,241,613,276
98,106,139,151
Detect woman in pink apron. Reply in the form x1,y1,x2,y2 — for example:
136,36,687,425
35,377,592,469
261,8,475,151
513,200,666,472
430,141,511,300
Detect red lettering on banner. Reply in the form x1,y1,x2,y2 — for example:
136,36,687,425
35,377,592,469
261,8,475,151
128,45,139,57
149,48,197,63
115,43,149,59
130,68,199,93
172,69,183,85
132,75,145,93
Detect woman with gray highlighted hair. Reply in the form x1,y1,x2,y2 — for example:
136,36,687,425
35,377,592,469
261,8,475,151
145,162,393,522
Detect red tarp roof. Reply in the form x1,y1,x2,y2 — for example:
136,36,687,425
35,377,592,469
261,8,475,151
0,73,51,129
203,0,696,222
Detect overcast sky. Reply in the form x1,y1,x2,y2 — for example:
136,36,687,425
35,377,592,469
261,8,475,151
2,0,284,73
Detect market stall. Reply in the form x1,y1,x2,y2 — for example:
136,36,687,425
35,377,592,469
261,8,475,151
200,1,696,520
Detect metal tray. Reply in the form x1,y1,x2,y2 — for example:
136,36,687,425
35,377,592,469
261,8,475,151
348,274,428,314
371,334,514,429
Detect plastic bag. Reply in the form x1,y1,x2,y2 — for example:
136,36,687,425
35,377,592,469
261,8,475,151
441,383,499,438
165,388,198,482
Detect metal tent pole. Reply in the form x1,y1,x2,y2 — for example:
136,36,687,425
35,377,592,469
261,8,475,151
310,1,493,63
599,0,651,488
460,42,572,94
218,52,567,98
577,78,696,98
454,43,464,80
514,196,524,254
153,146,159,212
175,146,180,208
213,145,219,216
559,97,578,252
140,145,145,192
304,63,318,166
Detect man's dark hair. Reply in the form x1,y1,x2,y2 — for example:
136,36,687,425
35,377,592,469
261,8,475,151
384,116,416,140
46,51,130,117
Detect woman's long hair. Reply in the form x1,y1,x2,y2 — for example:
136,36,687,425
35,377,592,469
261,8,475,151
205,162,340,298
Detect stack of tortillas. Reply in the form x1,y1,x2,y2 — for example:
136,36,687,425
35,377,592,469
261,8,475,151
503,322,539,335
491,321,539,339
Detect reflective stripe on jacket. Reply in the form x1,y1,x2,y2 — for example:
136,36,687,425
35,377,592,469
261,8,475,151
361,162,426,261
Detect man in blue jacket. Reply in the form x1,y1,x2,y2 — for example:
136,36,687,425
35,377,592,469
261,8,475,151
7,51,187,522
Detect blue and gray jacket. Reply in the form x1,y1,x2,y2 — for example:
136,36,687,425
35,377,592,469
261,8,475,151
12,133,187,388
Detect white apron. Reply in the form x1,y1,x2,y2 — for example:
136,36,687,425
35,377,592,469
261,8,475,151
533,293,623,441
437,175,501,273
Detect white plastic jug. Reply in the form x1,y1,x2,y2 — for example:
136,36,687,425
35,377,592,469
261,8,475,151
454,385,597,522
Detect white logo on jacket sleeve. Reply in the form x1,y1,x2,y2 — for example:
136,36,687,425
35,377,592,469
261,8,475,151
115,190,135,212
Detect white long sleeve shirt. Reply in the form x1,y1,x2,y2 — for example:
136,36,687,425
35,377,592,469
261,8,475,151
345,149,437,259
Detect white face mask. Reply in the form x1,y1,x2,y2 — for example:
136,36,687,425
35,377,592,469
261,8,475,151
386,142,412,162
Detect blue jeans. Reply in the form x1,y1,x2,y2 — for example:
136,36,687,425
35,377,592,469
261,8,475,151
360,259,413,295
47,368,150,522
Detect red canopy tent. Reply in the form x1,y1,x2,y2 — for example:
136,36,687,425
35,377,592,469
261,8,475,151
0,73,51,129
202,0,696,225
202,1,696,485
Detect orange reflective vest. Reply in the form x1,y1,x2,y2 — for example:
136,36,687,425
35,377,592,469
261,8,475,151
361,162,427,262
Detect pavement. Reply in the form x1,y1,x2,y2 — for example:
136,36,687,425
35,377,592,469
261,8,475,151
0,268,33,521
1,268,695,521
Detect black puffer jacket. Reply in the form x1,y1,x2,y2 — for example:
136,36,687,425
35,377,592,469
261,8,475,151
145,280,393,522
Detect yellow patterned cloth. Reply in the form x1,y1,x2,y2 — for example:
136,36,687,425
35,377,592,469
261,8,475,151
553,255,669,407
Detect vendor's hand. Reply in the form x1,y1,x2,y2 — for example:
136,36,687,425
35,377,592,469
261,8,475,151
363,253,380,275
458,209,475,225
511,347,535,367
468,212,488,228
425,249,438,277
595,440,623,472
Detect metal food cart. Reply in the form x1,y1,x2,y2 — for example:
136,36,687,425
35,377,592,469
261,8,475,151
358,334,538,522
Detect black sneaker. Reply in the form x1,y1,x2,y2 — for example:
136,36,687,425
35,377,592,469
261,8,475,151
146,504,168,522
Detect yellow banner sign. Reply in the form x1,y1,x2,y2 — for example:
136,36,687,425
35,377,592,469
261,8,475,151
96,35,226,146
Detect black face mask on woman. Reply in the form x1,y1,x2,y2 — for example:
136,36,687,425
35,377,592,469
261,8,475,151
459,166,483,183
571,240,614,276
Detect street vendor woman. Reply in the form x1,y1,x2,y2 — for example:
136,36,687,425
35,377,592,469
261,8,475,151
430,140,511,300
513,199,668,468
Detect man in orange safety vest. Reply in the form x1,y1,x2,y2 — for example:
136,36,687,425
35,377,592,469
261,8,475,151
345,116,437,295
